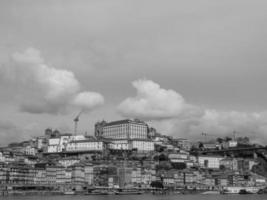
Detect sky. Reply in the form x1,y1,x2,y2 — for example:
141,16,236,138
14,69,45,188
0,0,267,145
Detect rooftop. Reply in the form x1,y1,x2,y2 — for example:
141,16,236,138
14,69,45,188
104,119,147,127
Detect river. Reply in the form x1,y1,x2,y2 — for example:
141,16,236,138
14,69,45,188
1,194,267,200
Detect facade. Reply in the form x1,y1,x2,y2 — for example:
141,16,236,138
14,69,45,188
101,119,148,139
84,164,94,185
107,139,154,152
37,137,47,150
108,140,130,150
118,167,132,187
0,152,4,162
131,140,154,152
220,158,238,170
34,168,47,185
66,140,104,152
47,134,87,153
24,146,36,156
58,158,80,168
71,163,85,190
198,156,223,169
94,120,107,138
169,153,189,163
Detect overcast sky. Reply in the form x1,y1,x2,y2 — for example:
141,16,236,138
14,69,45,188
0,0,267,145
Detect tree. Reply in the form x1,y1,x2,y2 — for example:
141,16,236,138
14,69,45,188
198,142,204,149
217,138,224,144
172,162,186,170
219,165,226,171
156,162,172,170
153,155,159,161
158,154,168,161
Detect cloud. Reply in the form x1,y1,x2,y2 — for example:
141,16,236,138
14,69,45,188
72,91,104,111
1,48,104,114
118,79,192,120
0,120,31,146
118,79,267,143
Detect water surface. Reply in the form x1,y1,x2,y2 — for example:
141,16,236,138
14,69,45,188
2,194,267,200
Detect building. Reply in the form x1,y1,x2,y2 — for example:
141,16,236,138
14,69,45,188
34,167,47,185
108,140,130,151
219,158,238,170
93,164,109,187
71,163,85,191
84,163,94,185
6,162,35,185
46,134,86,153
37,136,47,150
46,165,57,184
58,158,80,168
66,140,104,152
0,152,5,162
198,155,223,169
131,140,154,152
107,139,154,152
0,163,7,184
24,146,36,156
118,166,133,188
95,120,107,138
173,138,192,151
100,119,148,140
169,153,189,163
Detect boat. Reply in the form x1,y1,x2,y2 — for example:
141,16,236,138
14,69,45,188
63,191,75,195
115,189,144,195
86,189,115,195
221,186,260,194
257,188,267,194
201,190,220,195
239,189,253,194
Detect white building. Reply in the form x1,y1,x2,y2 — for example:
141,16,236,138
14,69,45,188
37,136,46,150
131,140,154,152
0,152,4,162
47,145,58,153
102,119,148,139
47,134,87,153
84,164,94,185
198,155,223,169
108,140,130,150
66,140,104,152
59,158,80,168
169,153,189,163
24,146,36,155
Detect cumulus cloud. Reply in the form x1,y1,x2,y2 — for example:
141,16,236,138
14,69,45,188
118,79,192,120
163,109,267,144
118,79,267,143
1,48,104,114
72,91,104,111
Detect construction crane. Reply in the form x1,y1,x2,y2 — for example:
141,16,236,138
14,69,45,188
74,110,83,136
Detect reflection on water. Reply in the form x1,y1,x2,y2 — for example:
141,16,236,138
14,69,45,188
1,194,267,200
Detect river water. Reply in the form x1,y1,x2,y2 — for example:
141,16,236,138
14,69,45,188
1,194,267,200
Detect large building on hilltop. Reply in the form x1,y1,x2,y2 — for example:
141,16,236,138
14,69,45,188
95,119,149,140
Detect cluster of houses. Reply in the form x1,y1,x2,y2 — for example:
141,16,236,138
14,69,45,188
0,119,266,192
